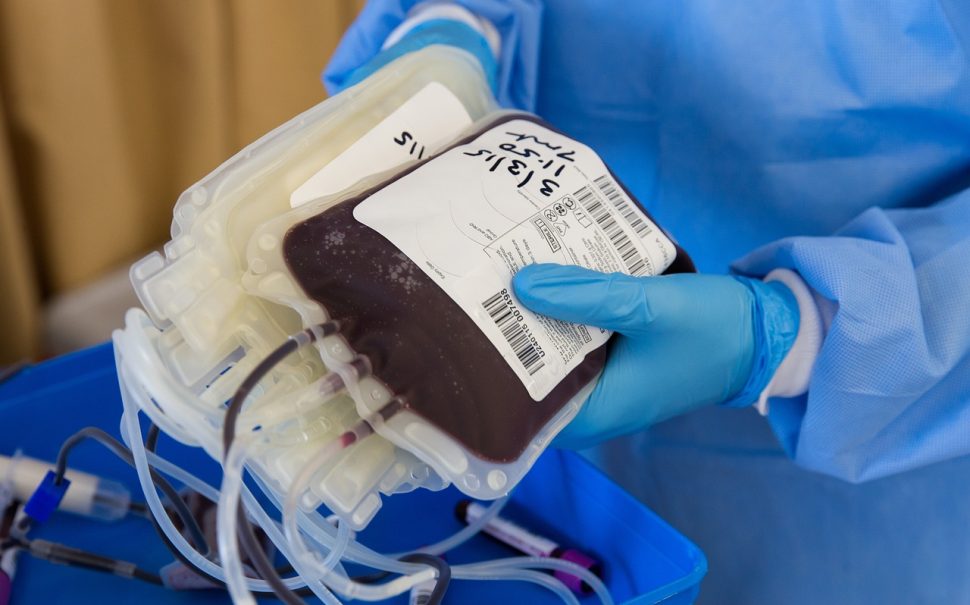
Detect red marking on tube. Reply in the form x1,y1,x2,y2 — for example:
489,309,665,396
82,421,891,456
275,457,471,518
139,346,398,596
339,432,357,448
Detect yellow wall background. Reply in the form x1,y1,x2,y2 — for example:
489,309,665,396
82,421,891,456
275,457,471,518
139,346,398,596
0,0,363,362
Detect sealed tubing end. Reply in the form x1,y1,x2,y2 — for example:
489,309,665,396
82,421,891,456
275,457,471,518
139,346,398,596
0,570,12,605
88,478,132,522
553,548,601,595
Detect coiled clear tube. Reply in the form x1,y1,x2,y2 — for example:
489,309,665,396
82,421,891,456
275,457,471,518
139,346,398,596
127,394,611,605
145,448,354,585
118,388,306,593
391,496,509,558
118,324,614,605
217,438,261,605
321,516,352,572
216,437,343,605
458,558,613,605
281,426,436,601
249,472,423,576
453,567,580,605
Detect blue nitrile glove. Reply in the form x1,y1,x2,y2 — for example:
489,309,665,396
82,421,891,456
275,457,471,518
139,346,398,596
324,1,542,109
512,264,800,449
334,17,500,93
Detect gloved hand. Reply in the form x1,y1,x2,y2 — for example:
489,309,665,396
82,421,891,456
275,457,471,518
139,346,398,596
512,264,800,449
327,9,500,94
323,0,542,109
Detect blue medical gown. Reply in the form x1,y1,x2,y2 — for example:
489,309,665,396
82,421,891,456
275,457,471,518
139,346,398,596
328,1,970,602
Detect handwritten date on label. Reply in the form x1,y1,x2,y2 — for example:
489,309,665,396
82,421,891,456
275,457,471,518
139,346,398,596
461,130,576,198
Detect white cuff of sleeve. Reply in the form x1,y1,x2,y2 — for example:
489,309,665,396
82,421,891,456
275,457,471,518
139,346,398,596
382,1,502,59
754,269,826,415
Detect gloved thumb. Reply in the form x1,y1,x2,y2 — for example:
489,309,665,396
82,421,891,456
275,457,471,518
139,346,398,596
511,264,654,333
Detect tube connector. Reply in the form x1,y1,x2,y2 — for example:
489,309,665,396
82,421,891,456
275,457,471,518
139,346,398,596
0,454,130,522
23,472,70,524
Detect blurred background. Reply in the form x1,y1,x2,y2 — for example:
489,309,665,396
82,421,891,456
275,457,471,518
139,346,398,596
0,0,365,364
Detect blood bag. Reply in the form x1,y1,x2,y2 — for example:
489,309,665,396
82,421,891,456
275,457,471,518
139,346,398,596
114,45,693,530
243,112,694,502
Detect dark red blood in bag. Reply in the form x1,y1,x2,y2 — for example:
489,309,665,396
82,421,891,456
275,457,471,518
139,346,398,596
282,116,694,463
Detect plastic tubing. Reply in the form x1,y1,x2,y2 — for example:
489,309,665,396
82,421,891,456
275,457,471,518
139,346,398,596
120,327,609,604
115,339,225,473
120,321,494,578
253,465,498,574
144,452,220,502
119,341,365,586
118,390,307,594
116,319,217,438
281,436,347,572
119,316,309,456
251,473,423,576
392,496,509,558
121,333,253,455
150,456,349,580
145,448,354,588
247,374,346,432
321,518,352,572
149,449,600,605
131,400,611,605
458,558,613,605
250,462,567,598
216,437,342,605
116,351,199,448
217,438,261,605
281,430,435,601
453,567,580,605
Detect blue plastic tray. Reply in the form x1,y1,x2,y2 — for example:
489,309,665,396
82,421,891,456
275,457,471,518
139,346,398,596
0,344,705,604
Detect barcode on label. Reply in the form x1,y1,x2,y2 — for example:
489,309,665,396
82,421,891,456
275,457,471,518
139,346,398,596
594,175,653,238
575,185,650,276
482,291,546,375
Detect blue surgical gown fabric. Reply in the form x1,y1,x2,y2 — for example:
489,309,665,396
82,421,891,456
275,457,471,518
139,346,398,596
327,2,970,603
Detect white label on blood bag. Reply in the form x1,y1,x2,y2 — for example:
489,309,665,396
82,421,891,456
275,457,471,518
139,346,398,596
290,82,473,207
354,118,676,400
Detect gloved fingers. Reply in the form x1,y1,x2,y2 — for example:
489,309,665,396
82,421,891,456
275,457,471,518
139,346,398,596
552,366,629,450
323,1,407,95
552,334,704,449
512,263,655,334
